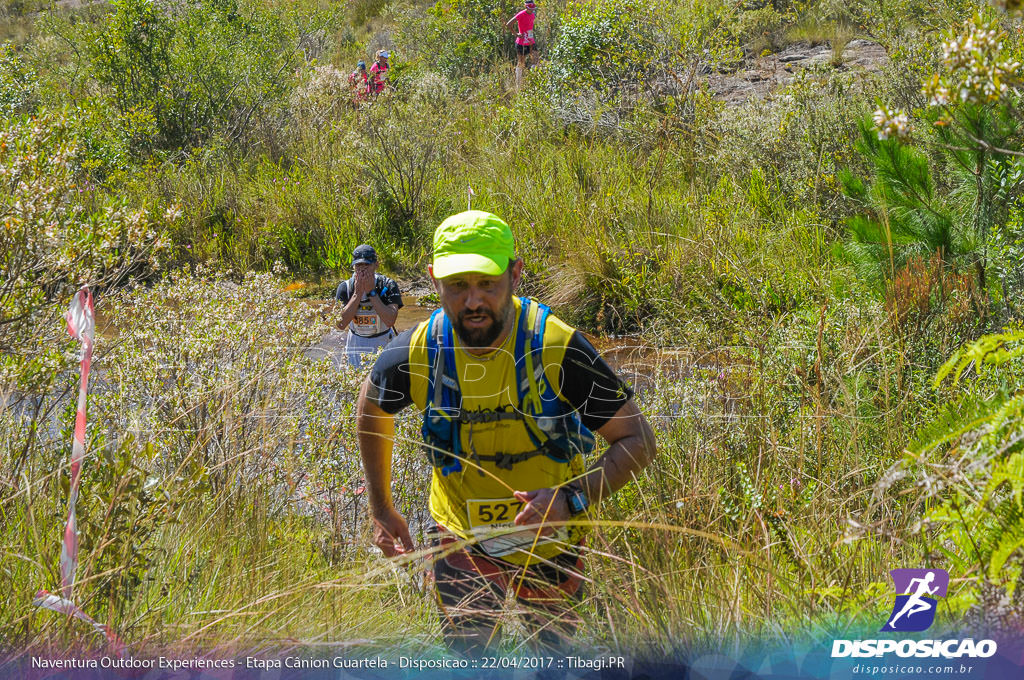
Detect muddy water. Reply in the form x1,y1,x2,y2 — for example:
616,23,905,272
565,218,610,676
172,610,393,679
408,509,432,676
395,298,435,331
316,291,721,392
98,285,722,389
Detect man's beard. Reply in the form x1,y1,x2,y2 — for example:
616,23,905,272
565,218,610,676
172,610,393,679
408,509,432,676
451,297,513,348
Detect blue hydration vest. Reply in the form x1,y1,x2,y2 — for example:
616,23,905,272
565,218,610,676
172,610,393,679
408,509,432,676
421,297,596,476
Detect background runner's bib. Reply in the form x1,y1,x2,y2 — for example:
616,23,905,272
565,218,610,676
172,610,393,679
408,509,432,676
350,300,385,336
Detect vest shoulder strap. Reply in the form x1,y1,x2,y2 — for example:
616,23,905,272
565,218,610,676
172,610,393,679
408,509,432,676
426,299,559,415
518,297,557,412
338,278,353,302
428,311,459,408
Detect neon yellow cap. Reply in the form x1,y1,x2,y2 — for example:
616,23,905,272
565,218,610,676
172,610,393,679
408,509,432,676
432,210,515,278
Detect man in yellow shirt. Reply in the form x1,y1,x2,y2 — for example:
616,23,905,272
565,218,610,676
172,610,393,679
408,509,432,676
356,210,656,654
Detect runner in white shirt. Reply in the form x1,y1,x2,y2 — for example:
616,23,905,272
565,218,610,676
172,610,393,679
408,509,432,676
335,244,403,368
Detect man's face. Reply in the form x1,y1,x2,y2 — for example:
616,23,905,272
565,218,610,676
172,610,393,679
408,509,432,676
430,259,523,348
354,262,377,277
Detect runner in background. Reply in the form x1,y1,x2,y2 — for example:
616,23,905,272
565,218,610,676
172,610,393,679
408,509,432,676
506,0,537,89
349,60,368,104
368,50,391,95
335,245,403,369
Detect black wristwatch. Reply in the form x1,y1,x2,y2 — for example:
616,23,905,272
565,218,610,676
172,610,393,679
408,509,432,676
561,483,589,517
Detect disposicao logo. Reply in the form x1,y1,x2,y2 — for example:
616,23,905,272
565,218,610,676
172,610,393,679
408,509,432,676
881,568,948,632
831,568,997,660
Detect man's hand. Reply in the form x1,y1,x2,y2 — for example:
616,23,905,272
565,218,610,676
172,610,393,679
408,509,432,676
371,505,415,557
512,488,569,537
355,270,375,298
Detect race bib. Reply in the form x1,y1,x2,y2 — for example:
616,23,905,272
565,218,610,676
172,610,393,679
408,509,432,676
524,29,534,42
350,302,383,336
466,497,568,557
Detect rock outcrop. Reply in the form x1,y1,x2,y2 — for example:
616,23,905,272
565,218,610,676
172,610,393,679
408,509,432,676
708,39,889,105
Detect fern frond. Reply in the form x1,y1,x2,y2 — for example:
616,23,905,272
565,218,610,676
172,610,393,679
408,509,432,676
934,331,1024,386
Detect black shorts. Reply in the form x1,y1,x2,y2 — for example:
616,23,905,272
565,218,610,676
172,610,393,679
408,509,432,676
516,43,533,55
431,529,584,601
429,525,584,651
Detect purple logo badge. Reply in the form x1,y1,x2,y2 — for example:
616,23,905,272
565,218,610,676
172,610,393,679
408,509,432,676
881,568,949,632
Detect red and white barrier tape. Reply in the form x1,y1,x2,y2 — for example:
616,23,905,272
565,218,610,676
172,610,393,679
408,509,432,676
34,288,123,654
32,590,123,654
61,287,93,599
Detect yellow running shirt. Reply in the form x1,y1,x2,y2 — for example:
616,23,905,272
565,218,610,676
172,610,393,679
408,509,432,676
367,297,633,565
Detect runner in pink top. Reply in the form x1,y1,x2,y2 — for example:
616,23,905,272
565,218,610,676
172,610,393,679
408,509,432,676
368,50,390,95
506,0,537,89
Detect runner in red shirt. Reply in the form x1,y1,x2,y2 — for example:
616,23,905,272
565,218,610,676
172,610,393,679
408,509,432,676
506,0,537,89
349,60,368,105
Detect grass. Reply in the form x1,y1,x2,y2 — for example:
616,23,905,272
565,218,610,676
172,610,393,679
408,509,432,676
0,268,953,656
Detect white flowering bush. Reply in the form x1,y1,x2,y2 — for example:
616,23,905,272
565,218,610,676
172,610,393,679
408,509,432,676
2,269,432,640
869,15,1023,143
872,103,910,140
925,17,1022,112
290,64,354,130
0,111,168,392
96,271,430,548
872,14,1023,141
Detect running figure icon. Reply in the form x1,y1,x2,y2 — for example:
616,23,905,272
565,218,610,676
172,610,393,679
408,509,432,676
881,568,949,633
886,572,938,629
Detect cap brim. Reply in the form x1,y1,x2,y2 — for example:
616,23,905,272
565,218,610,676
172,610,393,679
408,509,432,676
433,253,507,278
352,258,376,265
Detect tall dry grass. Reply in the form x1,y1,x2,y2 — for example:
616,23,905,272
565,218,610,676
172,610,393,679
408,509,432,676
1,267,944,657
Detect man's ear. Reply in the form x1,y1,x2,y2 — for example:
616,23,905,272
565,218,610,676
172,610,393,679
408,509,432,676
427,264,441,294
509,258,524,290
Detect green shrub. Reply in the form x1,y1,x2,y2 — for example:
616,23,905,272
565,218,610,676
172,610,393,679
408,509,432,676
840,120,962,283
400,0,520,80
992,202,1024,318
353,98,450,251
545,0,738,133
548,0,662,93
88,0,309,152
0,40,35,115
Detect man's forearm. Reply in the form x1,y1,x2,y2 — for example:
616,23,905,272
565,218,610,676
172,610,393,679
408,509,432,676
338,293,363,329
356,379,398,512
579,405,656,507
366,295,399,327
